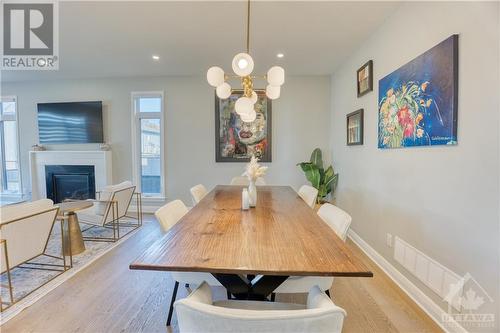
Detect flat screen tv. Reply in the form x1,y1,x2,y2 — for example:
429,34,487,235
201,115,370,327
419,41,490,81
37,101,104,144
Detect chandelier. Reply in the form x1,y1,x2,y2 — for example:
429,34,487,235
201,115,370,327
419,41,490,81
206,0,285,123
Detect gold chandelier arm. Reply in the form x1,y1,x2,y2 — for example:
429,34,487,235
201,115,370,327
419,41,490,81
226,74,266,80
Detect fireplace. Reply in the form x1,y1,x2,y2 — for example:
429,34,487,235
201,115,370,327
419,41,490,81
45,165,96,203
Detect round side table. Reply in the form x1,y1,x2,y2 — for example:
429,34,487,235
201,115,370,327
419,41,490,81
58,201,93,256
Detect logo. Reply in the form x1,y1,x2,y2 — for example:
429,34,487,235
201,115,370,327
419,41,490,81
1,0,59,70
442,273,495,330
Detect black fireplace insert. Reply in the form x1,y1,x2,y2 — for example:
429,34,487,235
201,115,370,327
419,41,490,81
45,165,96,203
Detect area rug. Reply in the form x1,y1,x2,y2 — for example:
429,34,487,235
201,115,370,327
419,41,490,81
0,217,144,324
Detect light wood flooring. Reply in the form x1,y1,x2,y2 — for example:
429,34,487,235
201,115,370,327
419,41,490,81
1,215,442,333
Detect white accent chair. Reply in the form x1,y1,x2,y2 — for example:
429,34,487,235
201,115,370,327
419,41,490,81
189,184,208,206
297,185,318,208
0,199,68,310
77,181,141,242
272,203,352,297
154,200,223,326
230,176,266,186
175,282,346,333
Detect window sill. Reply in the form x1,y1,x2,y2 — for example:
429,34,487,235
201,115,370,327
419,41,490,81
140,196,166,202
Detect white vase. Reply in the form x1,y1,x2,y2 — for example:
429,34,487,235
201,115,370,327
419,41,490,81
241,188,250,210
248,180,257,207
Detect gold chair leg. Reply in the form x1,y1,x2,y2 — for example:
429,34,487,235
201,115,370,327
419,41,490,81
1,240,14,308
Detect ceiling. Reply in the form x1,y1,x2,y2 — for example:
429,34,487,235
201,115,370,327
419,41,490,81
1,1,400,82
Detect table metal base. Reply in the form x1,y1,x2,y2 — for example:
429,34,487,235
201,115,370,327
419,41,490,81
63,212,86,256
213,274,289,300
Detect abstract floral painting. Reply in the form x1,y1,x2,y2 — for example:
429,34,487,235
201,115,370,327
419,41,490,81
378,35,458,149
215,90,272,162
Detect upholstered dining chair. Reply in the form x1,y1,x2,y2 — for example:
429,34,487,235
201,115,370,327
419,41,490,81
316,203,352,242
154,200,224,326
297,185,318,208
230,176,266,186
189,184,208,206
272,203,352,298
175,282,346,333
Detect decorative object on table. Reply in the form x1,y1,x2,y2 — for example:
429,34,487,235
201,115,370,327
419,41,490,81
347,109,364,145
216,89,272,162
244,155,268,207
241,188,250,210
378,35,458,149
207,0,284,125
297,148,338,204
99,142,111,151
357,60,373,97
31,144,45,151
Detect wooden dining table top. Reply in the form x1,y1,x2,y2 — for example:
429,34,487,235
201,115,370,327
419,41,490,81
130,185,373,277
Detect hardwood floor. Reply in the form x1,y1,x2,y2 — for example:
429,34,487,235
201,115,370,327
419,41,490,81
1,215,442,333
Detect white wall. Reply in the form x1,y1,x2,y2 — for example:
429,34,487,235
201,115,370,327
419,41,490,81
2,75,331,204
330,1,499,326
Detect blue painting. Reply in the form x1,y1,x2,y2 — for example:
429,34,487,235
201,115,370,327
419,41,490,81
378,35,458,149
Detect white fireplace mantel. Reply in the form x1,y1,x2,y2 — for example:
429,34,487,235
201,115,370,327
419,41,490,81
29,150,112,200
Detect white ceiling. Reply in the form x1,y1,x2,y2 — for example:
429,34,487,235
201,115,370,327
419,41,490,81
1,1,400,82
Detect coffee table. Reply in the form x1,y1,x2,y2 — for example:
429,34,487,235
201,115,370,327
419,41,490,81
58,201,93,256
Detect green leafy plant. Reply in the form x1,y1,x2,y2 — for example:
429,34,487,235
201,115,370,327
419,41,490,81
297,148,338,203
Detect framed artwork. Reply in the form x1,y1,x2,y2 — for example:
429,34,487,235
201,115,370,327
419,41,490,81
357,60,373,97
347,109,364,145
215,89,272,162
378,35,458,149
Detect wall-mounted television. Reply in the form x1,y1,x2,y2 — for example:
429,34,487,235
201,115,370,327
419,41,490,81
37,101,104,144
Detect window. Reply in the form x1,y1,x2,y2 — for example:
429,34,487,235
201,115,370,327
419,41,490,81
0,96,21,195
132,92,164,198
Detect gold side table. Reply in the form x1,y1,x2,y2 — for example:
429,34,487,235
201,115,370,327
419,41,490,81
58,201,93,256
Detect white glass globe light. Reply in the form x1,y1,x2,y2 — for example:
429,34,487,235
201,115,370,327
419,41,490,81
216,82,232,99
238,58,248,69
207,66,225,87
250,91,258,104
232,53,254,77
240,109,257,123
267,66,285,86
266,85,281,100
234,96,253,115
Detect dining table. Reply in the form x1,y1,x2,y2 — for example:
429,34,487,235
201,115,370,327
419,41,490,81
130,185,373,300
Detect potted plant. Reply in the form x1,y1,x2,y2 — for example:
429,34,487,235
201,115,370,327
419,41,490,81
297,148,338,204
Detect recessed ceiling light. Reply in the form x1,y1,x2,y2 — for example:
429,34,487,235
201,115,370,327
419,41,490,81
152,55,160,60
276,53,284,58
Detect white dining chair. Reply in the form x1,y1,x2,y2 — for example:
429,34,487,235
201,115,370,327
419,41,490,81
175,282,346,333
230,176,266,186
297,185,318,208
190,184,208,206
272,203,352,297
317,203,352,242
154,200,224,326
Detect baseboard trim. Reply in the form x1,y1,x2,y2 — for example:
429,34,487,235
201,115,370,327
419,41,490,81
347,229,467,333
